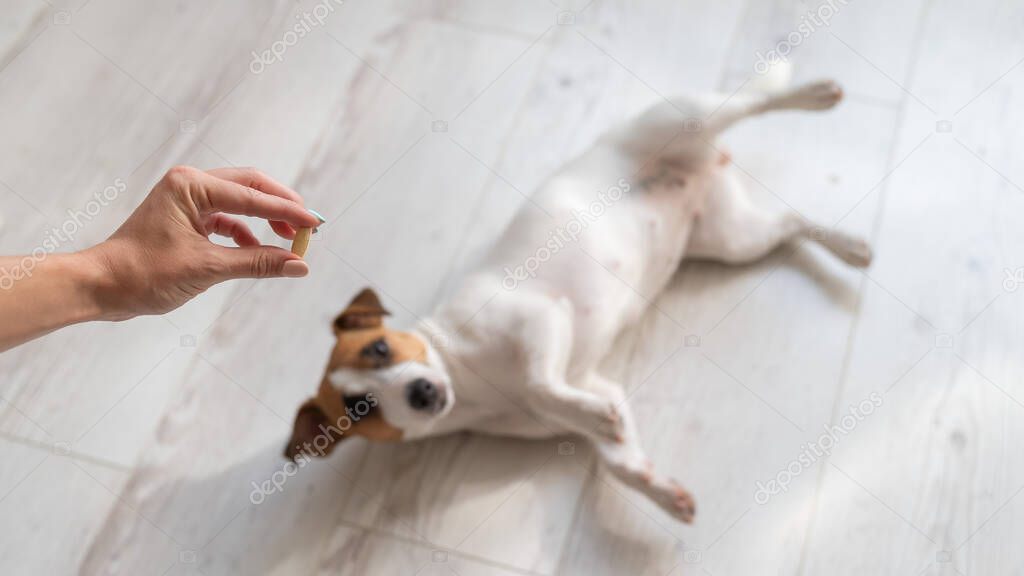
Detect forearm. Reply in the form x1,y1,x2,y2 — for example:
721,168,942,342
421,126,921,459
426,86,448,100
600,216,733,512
0,250,110,352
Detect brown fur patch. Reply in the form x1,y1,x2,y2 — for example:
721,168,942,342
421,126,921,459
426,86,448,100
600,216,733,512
334,287,390,330
327,287,426,370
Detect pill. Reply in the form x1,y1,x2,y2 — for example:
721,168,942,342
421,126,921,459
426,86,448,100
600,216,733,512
291,209,326,257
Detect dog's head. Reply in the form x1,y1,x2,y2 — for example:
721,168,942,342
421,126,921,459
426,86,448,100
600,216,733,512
284,288,453,460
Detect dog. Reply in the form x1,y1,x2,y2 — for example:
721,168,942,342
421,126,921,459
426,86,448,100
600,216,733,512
285,77,871,523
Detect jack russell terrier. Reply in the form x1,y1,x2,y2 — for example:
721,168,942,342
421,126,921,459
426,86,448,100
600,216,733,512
285,77,871,523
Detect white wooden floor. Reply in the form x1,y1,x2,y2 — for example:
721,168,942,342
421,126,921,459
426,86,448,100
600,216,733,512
1,0,1023,574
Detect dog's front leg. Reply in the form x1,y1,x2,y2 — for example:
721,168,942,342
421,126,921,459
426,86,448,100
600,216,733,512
586,375,697,524
515,298,624,443
595,424,697,524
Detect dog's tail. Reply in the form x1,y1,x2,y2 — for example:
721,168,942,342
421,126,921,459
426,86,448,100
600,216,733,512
743,59,793,95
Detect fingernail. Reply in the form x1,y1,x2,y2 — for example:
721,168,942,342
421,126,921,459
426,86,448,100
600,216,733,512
282,259,309,278
308,209,325,234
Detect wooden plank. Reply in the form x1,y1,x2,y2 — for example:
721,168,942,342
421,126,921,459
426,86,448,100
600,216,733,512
434,0,560,39
0,437,134,574
316,525,528,576
78,366,370,575
723,0,928,105
0,1,48,75
342,434,591,574
801,1,1024,573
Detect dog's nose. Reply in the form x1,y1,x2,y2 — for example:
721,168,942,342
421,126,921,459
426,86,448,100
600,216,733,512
406,378,439,411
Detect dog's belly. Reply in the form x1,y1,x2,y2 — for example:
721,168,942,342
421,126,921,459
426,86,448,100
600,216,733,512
482,162,710,370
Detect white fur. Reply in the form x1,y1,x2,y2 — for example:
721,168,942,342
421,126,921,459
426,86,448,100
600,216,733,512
402,79,870,522
328,344,454,436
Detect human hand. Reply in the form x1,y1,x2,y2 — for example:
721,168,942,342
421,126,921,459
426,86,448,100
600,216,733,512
82,165,322,320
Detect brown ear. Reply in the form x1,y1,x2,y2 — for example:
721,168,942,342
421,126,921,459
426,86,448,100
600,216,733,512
334,287,391,331
283,400,346,460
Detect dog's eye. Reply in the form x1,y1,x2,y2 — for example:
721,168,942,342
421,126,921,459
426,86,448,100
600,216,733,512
362,338,390,360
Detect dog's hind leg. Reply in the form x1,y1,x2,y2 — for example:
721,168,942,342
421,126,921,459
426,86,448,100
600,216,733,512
612,80,844,162
586,374,696,523
699,79,844,138
686,169,872,267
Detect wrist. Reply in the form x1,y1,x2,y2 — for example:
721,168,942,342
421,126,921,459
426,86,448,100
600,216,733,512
73,245,132,322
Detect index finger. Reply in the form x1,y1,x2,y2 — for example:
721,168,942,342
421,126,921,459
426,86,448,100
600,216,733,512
206,167,305,206
192,170,321,229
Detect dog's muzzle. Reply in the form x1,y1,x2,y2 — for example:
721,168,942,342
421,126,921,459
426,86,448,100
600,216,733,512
406,378,446,413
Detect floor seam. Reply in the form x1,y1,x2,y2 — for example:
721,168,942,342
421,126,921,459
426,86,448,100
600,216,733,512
792,0,936,573
0,431,133,472
335,515,552,576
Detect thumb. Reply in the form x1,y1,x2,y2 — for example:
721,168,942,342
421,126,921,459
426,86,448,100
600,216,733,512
216,245,309,279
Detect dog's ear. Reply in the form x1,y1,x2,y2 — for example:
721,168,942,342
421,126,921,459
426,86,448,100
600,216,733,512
284,397,404,460
334,288,391,331
283,400,346,460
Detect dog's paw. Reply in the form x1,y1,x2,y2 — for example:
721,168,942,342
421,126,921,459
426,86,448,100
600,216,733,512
648,477,697,524
820,230,873,268
839,237,873,268
790,80,843,111
580,399,626,443
670,481,697,524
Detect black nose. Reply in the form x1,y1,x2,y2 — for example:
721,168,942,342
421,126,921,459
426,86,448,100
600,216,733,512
406,378,439,411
